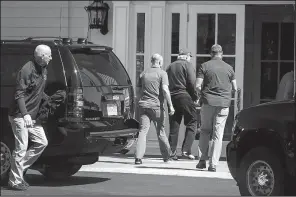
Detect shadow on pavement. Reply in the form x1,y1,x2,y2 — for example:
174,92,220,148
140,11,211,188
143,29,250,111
134,165,206,171
1,174,111,189
105,153,226,161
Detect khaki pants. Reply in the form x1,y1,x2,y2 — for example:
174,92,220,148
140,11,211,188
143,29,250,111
198,104,229,166
135,107,171,159
8,116,48,186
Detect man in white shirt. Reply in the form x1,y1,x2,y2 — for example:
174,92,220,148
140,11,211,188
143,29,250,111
275,70,294,101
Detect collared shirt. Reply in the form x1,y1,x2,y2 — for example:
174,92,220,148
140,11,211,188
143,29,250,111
138,65,169,110
275,71,294,101
166,59,198,100
9,60,48,119
197,57,235,107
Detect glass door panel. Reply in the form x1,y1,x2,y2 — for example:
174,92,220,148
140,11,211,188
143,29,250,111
188,5,245,141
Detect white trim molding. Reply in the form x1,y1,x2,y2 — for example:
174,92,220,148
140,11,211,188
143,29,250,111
112,1,130,69
149,1,166,61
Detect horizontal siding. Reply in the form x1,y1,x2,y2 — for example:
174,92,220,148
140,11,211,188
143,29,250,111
1,18,87,28
1,1,89,8
1,1,89,40
1,27,87,38
1,7,87,18
0,1,69,8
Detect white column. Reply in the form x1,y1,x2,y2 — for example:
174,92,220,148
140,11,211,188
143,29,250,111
112,1,130,69
149,1,166,60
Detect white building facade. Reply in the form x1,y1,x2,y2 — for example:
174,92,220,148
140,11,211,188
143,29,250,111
1,1,295,155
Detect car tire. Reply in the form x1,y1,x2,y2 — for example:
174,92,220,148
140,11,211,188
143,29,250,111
238,147,285,196
1,140,13,185
40,163,82,180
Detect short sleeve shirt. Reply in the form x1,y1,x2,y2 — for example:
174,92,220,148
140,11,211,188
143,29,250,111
138,66,169,109
197,57,235,107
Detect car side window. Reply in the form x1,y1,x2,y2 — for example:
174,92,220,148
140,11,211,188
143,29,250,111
45,48,67,96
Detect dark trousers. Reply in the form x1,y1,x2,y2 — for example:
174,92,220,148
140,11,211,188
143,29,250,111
169,93,198,155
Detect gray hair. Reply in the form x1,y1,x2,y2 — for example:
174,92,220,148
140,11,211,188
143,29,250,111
34,44,51,58
151,53,163,64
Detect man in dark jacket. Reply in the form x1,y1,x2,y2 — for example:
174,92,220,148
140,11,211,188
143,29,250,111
7,44,52,190
166,49,199,160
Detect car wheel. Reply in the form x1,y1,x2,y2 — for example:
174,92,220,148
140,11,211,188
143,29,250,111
1,140,12,185
238,147,285,196
40,163,82,180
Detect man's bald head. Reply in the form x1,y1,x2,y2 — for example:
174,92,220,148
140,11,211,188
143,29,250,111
34,44,52,67
151,53,163,67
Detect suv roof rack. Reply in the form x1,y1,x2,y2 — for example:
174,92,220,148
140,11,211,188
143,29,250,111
24,37,63,41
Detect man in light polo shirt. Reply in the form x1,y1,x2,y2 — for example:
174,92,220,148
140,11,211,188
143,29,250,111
134,53,175,165
276,70,294,101
195,44,237,172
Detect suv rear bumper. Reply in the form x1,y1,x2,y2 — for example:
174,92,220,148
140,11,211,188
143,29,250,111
42,126,139,159
226,141,238,182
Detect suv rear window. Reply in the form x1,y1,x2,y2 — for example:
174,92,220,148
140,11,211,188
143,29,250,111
71,48,130,86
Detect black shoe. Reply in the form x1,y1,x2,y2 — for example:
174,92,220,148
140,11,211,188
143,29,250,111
196,160,206,169
170,154,179,161
163,157,172,163
208,165,216,172
135,158,142,165
8,183,28,191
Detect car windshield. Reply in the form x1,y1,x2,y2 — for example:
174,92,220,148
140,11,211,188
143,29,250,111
71,49,130,86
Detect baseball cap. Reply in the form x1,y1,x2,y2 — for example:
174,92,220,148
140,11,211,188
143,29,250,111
211,44,223,53
179,48,192,57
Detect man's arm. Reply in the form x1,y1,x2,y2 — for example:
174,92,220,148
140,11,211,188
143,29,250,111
231,79,238,92
161,72,175,115
185,62,198,101
15,63,33,127
15,66,30,116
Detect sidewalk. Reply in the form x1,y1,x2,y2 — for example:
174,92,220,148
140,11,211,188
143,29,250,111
80,155,233,180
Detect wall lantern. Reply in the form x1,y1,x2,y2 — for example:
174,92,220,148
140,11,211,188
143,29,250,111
84,0,110,35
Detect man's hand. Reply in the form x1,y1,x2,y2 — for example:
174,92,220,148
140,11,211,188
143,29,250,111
194,99,200,108
24,114,33,127
168,106,175,116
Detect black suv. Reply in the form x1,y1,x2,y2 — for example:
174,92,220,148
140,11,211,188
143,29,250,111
0,37,139,182
227,98,296,195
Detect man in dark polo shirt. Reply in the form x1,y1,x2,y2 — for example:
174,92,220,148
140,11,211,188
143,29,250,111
7,44,51,190
134,53,175,165
166,49,199,160
196,44,237,172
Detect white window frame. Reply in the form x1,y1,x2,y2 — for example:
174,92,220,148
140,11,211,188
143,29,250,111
188,5,245,114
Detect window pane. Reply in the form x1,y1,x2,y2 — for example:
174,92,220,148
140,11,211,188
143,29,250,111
261,23,279,60
196,14,215,54
280,23,294,60
171,56,178,63
218,14,236,55
260,62,278,99
279,62,294,81
223,57,235,72
136,55,144,87
136,13,145,54
171,13,180,54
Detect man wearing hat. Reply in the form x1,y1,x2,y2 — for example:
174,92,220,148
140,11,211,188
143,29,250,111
166,48,199,160
195,44,237,172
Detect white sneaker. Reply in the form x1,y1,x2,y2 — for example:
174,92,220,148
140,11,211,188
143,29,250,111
182,152,195,160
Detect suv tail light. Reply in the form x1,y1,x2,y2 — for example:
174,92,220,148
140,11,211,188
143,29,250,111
65,87,84,122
